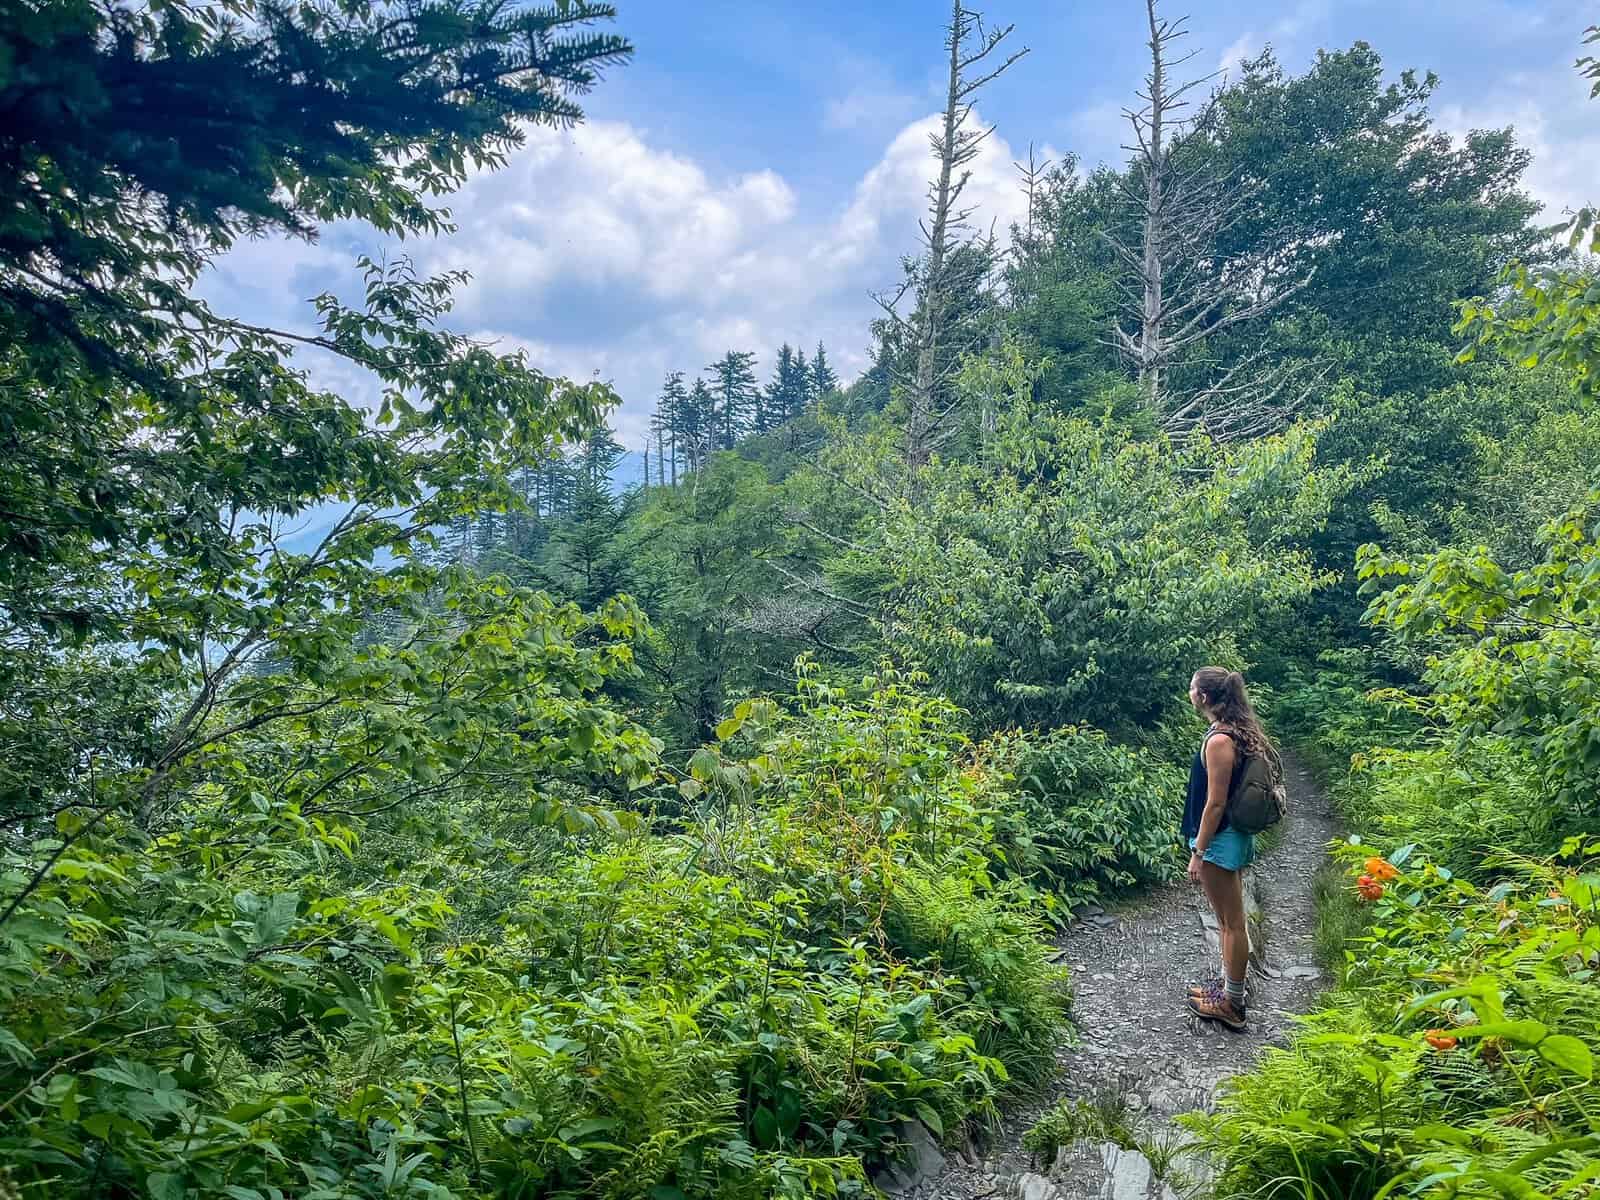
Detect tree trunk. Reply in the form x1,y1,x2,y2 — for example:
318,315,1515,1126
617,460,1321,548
903,0,965,469
1139,0,1165,414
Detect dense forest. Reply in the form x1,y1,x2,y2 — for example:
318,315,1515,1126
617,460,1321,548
2,1,1599,1197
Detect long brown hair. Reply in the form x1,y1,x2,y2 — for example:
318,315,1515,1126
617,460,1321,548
1193,666,1274,758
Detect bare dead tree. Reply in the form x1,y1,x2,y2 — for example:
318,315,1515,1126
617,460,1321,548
1108,0,1315,441
875,1,1028,468
1014,142,1053,250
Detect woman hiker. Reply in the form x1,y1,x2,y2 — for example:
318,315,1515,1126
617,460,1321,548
1181,666,1276,1031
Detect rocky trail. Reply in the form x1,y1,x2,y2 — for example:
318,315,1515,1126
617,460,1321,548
881,753,1340,1200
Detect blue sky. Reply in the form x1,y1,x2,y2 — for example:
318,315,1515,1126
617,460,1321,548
203,0,1596,460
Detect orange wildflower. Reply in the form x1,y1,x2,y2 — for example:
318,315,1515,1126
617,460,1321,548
1364,857,1400,882
1424,1030,1458,1051
1357,874,1385,902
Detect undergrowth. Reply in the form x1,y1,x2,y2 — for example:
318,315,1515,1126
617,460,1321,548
1190,585,1600,1200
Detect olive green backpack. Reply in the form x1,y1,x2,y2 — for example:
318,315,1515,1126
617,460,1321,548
1228,742,1287,836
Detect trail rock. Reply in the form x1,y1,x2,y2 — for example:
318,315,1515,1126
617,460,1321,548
1008,1172,1065,1200
1048,1141,1178,1200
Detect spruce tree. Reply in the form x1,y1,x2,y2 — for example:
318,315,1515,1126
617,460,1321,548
760,344,798,433
707,350,760,449
794,347,813,414
686,378,716,470
577,423,626,492
810,341,840,397
1,0,631,447
654,370,688,484
543,479,634,607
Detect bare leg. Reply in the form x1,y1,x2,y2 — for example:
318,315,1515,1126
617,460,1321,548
1199,861,1248,987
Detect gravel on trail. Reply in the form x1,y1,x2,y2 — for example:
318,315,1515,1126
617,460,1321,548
883,751,1341,1200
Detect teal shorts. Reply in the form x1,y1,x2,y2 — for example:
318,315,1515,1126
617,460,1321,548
1191,828,1256,872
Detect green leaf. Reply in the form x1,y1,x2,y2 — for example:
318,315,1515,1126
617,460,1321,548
1411,1123,1475,1146
688,746,721,783
148,1173,187,1200
751,1105,779,1149
0,1027,35,1066
1536,1034,1594,1078
251,892,300,947
558,1117,621,1141
1452,1019,1549,1045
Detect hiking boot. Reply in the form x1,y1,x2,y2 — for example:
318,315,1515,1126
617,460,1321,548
1186,975,1248,1001
1187,991,1248,1031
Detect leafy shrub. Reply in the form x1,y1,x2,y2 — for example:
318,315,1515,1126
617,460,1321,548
980,726,1183,908
882,867,1069,1090
1188,837,1600,1199
829,350,1348,732
511,838,1003,1190
1263,648,1419,782
1361,495,1600,816
0,656,1072,1199
1342,741,1562,880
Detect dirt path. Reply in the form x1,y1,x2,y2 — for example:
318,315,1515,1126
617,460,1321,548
899,752,1339,1200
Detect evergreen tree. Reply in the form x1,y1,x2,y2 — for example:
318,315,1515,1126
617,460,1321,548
542,481,636,608
0,0,631,631
576,423,626,492
506,463,551,560
810,341,840,397
758,345,791,435
707,350,760,449
653,370,688,484
794,347,814,413
538,453,578,518
760,343,813,432
680,378,716,472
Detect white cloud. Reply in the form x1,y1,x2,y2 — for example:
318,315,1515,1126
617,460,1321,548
1218,33,1258,76
825,85,920,133
204,108,1058,451
423,120,800,315
1438,64,1600,223
416,113,1050,444
827,112,1059,274
1067,100,1129,169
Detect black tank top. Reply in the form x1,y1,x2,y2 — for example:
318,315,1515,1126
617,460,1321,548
1182,726,1244,839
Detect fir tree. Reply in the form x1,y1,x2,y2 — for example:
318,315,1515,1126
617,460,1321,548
543,481,635,607
810,341,839,397
0,0,631,418
539,453,578,518
760,343,809,433
794,346,812,410
577,423,626,492
653,370,688,484
707,350,760,450
682,378,716,473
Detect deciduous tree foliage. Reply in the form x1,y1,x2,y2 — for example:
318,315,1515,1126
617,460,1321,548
812,346,1347,731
